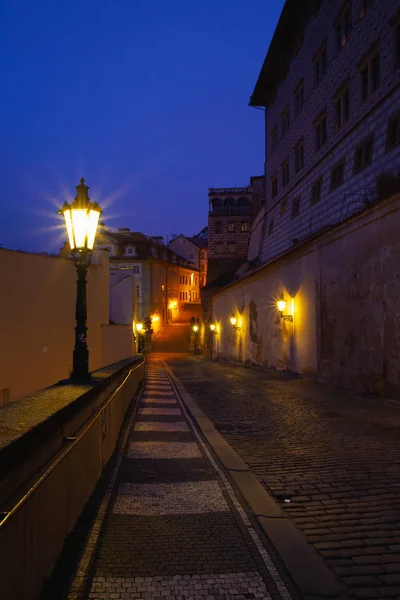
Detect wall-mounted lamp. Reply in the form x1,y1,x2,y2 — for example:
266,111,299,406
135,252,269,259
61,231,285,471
193,325,199,333
210,323,216,332
277,295,293,322
230,316,241,331
136,322,144,332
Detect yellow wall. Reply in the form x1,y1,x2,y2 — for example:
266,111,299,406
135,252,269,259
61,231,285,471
0,249,122,403
102,324,134,366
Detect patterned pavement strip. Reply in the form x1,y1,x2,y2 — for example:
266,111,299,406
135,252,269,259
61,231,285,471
71,360,302,600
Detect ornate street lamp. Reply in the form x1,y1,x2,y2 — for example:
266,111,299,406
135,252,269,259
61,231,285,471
59,178,102,383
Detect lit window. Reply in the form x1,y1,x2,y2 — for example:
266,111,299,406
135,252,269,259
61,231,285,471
241,222,248,232
215,221,222,233
228,223,235,232
360,0,371,19
310,177,323,205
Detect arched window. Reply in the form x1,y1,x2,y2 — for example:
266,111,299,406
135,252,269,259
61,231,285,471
238,197,250,214
210,198,222,214
224,197,236,213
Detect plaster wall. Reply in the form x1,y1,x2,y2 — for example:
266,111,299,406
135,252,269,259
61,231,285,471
0,249,132,403
212,193,400,395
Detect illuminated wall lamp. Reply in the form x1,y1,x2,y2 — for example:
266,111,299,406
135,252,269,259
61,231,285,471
210,323,217,333
230,316,241,331
277,296,293,322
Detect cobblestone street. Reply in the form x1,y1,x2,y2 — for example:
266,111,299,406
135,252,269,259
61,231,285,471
164,355,400,600
64,358,301,600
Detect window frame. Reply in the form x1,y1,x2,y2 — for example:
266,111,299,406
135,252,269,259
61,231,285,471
271,173,278,199
330,159,346,191
241,221,249,232
281,106,290,138
268,218,274,236
334,81,350,131
228,222,235,233
359,46,380,102
292,196,301,218
295,139,304,173
294,79,305,117
335,2,352,53
271,126,279,153
310,176,323,205
315,111,327,151
214,221,222,234
282,158,290,188
353,135,374,174
385,110,400,151
314,41,327,86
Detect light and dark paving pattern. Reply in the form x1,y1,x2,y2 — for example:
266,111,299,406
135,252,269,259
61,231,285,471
164,355,400,600
73,360,302,600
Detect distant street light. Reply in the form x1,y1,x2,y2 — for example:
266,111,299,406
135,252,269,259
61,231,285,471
136,322,144,352
192,324,199,355
59,178,102,383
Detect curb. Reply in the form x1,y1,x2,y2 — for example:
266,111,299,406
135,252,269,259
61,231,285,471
166,366,345,599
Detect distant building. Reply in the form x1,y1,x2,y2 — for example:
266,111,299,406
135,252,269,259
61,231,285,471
207,175,265,284
96,227,200,325
250,0,400,264
167,228,208,288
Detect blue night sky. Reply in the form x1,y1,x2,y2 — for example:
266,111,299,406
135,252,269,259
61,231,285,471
0,0,284,252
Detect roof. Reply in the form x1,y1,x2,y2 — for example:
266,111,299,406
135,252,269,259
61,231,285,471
250,0,313,107
97,228,198,270
167,234,208,250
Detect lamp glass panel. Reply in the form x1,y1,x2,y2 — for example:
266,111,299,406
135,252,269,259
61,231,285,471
71,209,89,249
63,209,75,250
230,317,237,326
277,299,287,312
136,323,143,331
87,209,101,250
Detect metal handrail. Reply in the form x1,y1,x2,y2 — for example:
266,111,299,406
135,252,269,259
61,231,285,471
0,358,145,530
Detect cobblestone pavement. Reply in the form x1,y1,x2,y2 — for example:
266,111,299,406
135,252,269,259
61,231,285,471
163,355,400,600
66,358,302,600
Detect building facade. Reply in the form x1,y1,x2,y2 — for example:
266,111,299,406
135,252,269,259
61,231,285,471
167,232,208,288
207,175,265,284
250,0,400,263
96,227,200,326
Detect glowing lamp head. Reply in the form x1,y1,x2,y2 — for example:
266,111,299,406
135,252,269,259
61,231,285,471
230,317,237,326
277,298,287,313
193,325,199,332
210,324,216,331
60,178,102,252
136,322,144,332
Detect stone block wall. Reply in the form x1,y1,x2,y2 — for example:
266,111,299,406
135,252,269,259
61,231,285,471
260,0,400,263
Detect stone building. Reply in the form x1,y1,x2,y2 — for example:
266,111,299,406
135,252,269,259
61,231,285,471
207,175,265,284
206,0,400,395
250,0,400,263
167,231,208,288
96,227,199,326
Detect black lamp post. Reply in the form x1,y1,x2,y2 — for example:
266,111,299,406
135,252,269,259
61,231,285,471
59,178,102,383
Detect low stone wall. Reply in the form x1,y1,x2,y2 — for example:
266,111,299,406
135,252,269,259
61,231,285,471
0,355,145,600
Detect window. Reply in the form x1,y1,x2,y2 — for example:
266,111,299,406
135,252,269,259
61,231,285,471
215,243,223,253
315,112,327,150
280,200,287,215
335,3,352,52
386,110,400,151
271,174,278,199
330,159,346,191
310,177,323,205
127,247,133,254
271,126,279,153
334,85,350,131
228,223,235,232
360,0,371,19
282,159,290,188
132,265,140,274
360,50,380,101
295,139,304,173
295,80,304,117
353,135,374,173
268,219,274,236
241,222,248,232
281,106,290,137
314,42,327,85
189,253,194,259
292,196,301,218
215,221,222,233
396,23,400,67
228,243,236,254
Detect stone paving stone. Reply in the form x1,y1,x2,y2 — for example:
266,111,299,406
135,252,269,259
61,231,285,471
113,481,230,515
89,572,270,600
166,356,400,600
127,441,202,459
138,407,182,415
118,458,216,484
131,431,194,443
142,398,178,404
134,421,189,432
93,513,266,578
